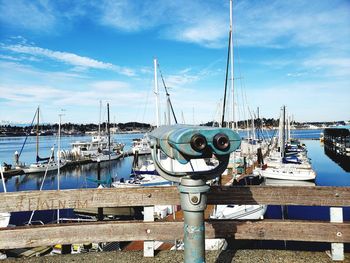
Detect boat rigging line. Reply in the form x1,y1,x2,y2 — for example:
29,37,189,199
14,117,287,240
157,62,178,124
221,31,231,128
18,108,38,158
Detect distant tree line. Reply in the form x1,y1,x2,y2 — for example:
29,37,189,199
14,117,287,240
0,122,152,136
202,118,280,128
201,119,346,129
0,119,346,137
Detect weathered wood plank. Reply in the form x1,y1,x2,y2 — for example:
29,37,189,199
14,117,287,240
0,186,349,213
207,220,350,243
0,187,179,213
0,220,348,249
207,186,350,207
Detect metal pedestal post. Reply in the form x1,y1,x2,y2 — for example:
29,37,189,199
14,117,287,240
178,178,210,263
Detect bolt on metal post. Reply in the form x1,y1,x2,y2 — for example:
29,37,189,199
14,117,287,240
178,178,210,263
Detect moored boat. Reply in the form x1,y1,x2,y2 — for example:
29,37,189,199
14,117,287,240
254,166,316,181
211,204,266,220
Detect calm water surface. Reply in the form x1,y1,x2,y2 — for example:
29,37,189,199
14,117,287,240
1,129,349,225
0,133,143,225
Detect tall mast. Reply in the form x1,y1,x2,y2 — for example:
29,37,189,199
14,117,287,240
36,106,39,161
230,0,235,130
281,106,286,158
257,107,260,140
107,103,111,187
57,112,62,224
288,115,292,140
154,58,160,127
98,100,102,151
98,100,102,137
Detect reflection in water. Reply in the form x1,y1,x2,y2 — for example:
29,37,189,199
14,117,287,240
7,156,138,225
324,144,350,172
5,155,136,192
14,172,56,191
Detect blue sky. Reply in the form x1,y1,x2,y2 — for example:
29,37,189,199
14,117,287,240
0,0,349,125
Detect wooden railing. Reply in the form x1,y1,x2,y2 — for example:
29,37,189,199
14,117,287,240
0,186,349,250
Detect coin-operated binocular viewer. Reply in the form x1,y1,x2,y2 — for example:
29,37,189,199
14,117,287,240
150,125,241,263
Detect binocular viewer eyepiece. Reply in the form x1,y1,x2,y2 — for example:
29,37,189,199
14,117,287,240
190,132,231,152
150,125,241,164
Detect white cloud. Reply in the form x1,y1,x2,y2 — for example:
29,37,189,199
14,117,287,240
234,1,350,49
303,58,350,69
301,56,350,78
0,60,90,80
247,81,350,121
286,72,308,77
91,81,130,91
1,43,136,76
0,81,145,108
0,54,21,61
97,0,159,32
0,84,63,103
0,0,56,32
2,1,349,50
166,18,227,48
95,0,350,49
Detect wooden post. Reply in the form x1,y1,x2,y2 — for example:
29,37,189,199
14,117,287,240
330,207,344,261
97,159,103,221
143,206,154,257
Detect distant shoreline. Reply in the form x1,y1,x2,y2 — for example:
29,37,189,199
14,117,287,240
0,127,325,138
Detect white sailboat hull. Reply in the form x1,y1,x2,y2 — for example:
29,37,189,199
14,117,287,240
112,174,172,188
0,212,10,228
21,162,66,174
91,153,122,162
257,167,316,181
211,204,267,220
266,161,312,170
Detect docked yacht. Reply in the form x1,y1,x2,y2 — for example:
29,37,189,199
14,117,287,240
254,166,316,181
20,160,66,174
112,173,172,188
91,150,123,162
71,135,124,158
131,135,151,155
211,204,266,220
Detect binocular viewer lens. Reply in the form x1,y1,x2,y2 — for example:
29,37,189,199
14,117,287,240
190,134,207,151
190,133,230,152
213,133,230,151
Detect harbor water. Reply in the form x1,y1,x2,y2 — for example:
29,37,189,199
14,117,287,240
0,133,143,225
0,129,349,227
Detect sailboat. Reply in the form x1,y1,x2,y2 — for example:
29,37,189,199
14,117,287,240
211,0,267,221
90,103,124,163
253,106,316,181
16,107,65,174
71,102,125,160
